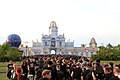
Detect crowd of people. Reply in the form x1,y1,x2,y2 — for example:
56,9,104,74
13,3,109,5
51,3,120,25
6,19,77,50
7,55,120,80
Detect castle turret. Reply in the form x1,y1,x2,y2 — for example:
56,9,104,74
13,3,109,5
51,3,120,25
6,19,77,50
49,21,58,38
89,38,97,50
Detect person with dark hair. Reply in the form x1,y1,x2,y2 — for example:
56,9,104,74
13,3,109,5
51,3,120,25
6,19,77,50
44,61,58,80
7,60,14,71
34,64,42,80
56,65,64,80
108,62,113,68
95,58,100,63
28,58,35,79
72,62,82,80
61,59,67,79
21,60,28,79
93,62,105,80
104,67,113,80
7,60,14,79
81,64,93,80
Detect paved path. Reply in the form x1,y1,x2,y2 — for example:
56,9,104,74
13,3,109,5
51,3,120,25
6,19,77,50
0,72,6,75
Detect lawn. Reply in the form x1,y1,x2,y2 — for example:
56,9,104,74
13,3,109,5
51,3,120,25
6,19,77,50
0,75,8,80
101,61,120,65
0,61,21,73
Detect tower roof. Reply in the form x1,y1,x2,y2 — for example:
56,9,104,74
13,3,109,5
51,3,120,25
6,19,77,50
50,21,57,28
90,38,96,44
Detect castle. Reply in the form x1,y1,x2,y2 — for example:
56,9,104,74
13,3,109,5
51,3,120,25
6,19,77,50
21,21,98,57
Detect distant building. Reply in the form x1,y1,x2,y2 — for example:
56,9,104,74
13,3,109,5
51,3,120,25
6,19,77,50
21,21,98,57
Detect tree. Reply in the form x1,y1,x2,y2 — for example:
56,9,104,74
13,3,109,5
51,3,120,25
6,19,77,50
92,43,120,61
0,42,22,61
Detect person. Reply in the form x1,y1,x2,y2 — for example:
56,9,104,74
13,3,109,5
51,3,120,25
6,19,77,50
7,60,14,71
39,70,51,80
110,67,120,80
11,67,27,80
34,64,42,80
103,67,113,80
72,62,82,80
28,57,35,79
21,60,28,79
93,59,105,80
7,60,14,79
81,64,93,80
44,60,58,80
10,62,17,80
56,65,64,80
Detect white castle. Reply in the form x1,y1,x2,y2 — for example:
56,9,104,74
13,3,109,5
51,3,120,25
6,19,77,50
21,21,98,57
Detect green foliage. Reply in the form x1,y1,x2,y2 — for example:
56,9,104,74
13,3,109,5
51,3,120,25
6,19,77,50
0,43,22,61
92,43,120,60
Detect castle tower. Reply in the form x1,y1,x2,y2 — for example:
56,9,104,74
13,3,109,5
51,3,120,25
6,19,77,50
49,21,58,38
89,38,97,51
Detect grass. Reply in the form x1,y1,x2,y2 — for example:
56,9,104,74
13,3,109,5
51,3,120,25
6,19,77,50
0,61,21,67
0,75,8,80
101,61,120,65
0,61,21,73
0,67,7,73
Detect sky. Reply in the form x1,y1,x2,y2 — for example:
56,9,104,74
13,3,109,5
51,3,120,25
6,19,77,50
0,0,120,47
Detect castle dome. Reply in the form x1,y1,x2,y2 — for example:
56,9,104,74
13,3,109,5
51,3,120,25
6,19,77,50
90,38,96,44
50,21,57,28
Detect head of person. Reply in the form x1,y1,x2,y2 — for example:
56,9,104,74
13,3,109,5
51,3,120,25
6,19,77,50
103,66,109,74
47,61,53,67
76,62,81,67
85,64,90,70
113,67,120,76
16,67,22,80
9,60,13,64
56,65,61,71
95,58,100,63
42,70,51,79
13,63,17,70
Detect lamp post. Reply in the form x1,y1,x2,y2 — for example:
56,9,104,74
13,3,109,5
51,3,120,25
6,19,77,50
97,48,100,58
86,50,88,58
25,41,29,57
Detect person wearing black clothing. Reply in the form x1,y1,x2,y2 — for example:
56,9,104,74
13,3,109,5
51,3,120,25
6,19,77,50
72,62,82,80
28,58,35,78
104,67,113,80
21,60,28,79
7,60,13,71
45,61,58,80
93,62,105,80
61,59,67,79
7,60,14,79
39,70,51,80
56,65,64,80
82,64,93,80
35,64,42,80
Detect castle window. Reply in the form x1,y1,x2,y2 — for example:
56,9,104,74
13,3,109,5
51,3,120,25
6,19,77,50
45,42,47,46
60,42,62,46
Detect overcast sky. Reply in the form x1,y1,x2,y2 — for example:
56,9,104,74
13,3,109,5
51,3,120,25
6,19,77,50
0,0,120,47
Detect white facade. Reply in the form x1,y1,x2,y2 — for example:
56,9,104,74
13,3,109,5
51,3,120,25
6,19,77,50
40,21,74,54
21,21,98,57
